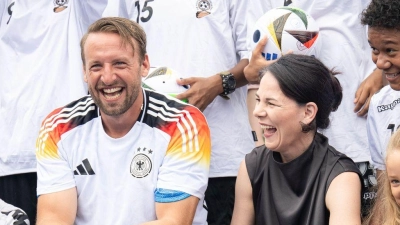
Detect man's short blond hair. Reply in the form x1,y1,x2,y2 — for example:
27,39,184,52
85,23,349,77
80,17,147,65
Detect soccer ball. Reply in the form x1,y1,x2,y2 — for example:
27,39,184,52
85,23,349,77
142,67,188,103
251,6,321,60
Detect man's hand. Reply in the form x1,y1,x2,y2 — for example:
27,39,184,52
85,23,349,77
244,36,276,83
354,69,383,116
176,75,222,111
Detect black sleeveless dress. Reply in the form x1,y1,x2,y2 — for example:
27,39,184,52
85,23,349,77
245,133,362,225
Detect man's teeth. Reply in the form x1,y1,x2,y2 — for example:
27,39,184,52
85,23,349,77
386,73,400,78
103,87,122,93
261,125,275,129
102,87,122,100
104,92,121,100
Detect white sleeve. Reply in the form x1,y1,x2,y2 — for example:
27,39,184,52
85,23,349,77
229,0,249,60
36,131,76,196
156,107,211,199
367,95,386,171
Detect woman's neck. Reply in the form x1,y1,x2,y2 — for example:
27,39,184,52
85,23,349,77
279,132,316,163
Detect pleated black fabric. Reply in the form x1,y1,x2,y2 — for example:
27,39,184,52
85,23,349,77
246,133,362,225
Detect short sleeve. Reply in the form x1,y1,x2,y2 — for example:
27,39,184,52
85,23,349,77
36,111,76,196
156,106,211,200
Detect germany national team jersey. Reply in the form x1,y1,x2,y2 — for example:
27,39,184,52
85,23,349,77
36,89,211,225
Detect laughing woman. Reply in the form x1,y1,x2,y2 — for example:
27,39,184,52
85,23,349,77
231,54,362,225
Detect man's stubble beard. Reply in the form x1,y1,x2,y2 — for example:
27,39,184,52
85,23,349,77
89,72,142,117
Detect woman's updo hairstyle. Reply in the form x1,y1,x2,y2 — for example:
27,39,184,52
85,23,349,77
260,54,342,130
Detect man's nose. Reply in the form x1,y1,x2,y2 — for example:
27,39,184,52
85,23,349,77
101,64,116,85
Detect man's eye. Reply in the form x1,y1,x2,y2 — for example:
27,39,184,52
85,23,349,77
90,64,101,69
115,61,126,66
386,48,396,54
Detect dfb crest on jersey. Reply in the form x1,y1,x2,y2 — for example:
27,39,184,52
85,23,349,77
196,0,212,18
130,152,152,178
53,0,68,13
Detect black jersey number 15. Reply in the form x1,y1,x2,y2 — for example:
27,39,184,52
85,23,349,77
135,0,154,23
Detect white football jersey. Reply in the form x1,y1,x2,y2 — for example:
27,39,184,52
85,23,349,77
103,0,255,178
247,0,375,162
37,89,211,225
367,86,400,171
0,0,107,176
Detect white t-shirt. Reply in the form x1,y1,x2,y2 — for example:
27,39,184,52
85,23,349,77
0,0,107,176
37,89,211,225
367,86,400,171
103,0,255,177
247,0,375,163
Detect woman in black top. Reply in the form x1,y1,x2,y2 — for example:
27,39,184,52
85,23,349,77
231,54,362,225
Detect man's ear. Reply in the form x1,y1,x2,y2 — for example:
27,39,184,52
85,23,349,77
302,102,318,125
141,54,150,78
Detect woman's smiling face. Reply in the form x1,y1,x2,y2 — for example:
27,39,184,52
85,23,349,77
254,71,307,154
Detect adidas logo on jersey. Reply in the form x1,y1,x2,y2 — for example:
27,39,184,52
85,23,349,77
74,158,95,175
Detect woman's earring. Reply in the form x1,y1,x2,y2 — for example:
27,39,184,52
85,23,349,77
299,121,312,133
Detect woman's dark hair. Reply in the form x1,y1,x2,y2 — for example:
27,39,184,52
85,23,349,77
260,54,342,130
361,0,400,30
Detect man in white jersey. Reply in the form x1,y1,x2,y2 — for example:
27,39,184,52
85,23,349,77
0,1,107,224
102,1,255,224
362,0,400,193
36,17,211,225
245,0,383,217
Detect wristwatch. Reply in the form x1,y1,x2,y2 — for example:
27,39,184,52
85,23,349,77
219,71,236,99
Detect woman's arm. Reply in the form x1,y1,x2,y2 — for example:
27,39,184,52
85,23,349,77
231,160,255,225
326,172,362,225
